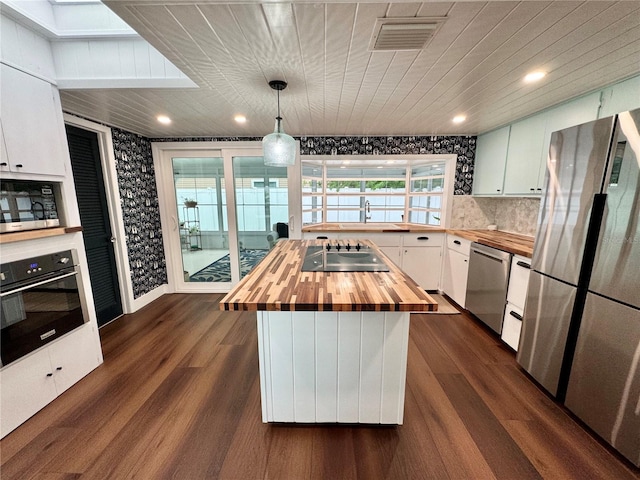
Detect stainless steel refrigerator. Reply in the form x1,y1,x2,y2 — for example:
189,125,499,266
517,109,640,467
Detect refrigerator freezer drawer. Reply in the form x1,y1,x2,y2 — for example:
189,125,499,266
565,293,640,467
517,271,576,396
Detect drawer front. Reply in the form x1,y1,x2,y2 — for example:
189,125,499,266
507,255,532,309
446,234,471,255
354,233,401,247
402,232,444,247
502,303,523,352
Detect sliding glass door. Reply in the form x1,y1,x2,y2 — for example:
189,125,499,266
232,156,290,279
171,156,231,283
153,142,301,292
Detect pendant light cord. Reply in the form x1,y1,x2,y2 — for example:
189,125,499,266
277,88,281,120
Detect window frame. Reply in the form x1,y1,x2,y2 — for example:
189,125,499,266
302,154,456,227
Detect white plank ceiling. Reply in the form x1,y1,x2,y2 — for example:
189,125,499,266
58,0,640,138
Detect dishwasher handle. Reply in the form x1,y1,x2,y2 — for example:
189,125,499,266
471,248,507,263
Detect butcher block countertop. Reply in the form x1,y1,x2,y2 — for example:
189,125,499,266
219,239,438,312
0,226,83,244
302,223,446,233
447,229,535,258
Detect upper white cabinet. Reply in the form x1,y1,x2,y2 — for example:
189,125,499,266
472,126,509,196
0,64,67,177
503,115,547,195
475,91,602,197
599,76,640,118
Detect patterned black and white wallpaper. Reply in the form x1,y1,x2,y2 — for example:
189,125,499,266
112,128,167,298
108,131,476,298
154,135,476,195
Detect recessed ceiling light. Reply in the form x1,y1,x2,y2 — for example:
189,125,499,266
234,114,247,124
452,115,466,124
157,115,171,125
524,71,546,83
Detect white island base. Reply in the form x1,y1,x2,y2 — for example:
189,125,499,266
257,310,410,424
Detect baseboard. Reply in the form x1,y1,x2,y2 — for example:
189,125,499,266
129,284,169,313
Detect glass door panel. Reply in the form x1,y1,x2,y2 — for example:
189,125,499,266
172,156,231,283
232,156,289,279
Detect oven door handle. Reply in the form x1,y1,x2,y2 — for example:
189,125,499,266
0,271,78,297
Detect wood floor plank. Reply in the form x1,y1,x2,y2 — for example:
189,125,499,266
406,334,497,479
435,373,542,479
0,427,79,480
1,294,637,479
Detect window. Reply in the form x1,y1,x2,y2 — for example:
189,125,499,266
252,180,279,188
302,157,451,226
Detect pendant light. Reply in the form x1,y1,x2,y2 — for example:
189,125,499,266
263,80,296,166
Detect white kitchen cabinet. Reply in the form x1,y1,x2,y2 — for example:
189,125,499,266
0,347,58,437
400,233,443,290
0,324,101,438
0,64,67,177
599,76,640,118
501,255,531,351
441,234,471,307
402,246,441,290
472,126,510,196
502,303,524,352
503,114,547,195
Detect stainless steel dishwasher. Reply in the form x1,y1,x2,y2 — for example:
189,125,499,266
465,242,512,334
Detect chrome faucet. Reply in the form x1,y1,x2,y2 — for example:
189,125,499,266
364,200,371,223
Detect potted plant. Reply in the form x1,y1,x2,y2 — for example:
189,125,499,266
184,198,197,208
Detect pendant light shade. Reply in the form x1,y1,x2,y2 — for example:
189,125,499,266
263,80,296,166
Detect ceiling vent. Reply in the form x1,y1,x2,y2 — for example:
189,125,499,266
369,17,446,51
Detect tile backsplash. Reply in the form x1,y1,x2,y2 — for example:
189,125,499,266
450,196,540,237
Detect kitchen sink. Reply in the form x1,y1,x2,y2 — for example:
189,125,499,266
301,245,390,272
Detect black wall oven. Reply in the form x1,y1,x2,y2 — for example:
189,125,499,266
0,250,86,367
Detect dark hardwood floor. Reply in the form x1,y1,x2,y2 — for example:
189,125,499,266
1,293,638,479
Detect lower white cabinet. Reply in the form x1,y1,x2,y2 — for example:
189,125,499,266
500,255,532,351
442,234,471,307
402,246,441,291
0,324,102,438
502,303,524,351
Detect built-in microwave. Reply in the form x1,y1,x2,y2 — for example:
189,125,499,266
0,180,61,233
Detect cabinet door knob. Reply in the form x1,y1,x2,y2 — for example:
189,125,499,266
530,188,535,191
0,162,7,166
15,164,23,168
417,236,429,240
56,366,63,371
453,240,461,245
46,373,53,377
496,189,501,192
509,310,523,321
536,188,542,191
516,261,531,269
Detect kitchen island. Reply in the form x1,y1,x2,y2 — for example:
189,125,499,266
220,239,437,424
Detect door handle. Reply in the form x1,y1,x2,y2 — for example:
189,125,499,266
471,249,505,263
110,237,116,243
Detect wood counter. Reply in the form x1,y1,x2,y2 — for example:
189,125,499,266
0,226,83,244
219,239,437,312
447,229,535,258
